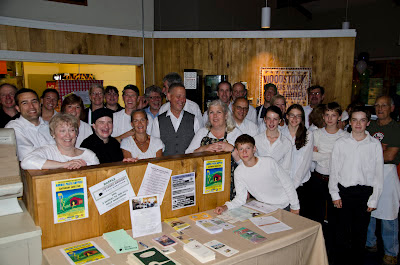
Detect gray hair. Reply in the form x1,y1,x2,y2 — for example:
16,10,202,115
376,95,395,106
162,73,182,87
89,83,104,95
144,85,162,98
49,113,79,138
205,99,236,133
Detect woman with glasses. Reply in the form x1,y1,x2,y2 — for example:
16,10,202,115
105,86,123,112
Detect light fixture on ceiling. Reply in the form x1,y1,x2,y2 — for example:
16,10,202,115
342,0,350,29
261,0,271,29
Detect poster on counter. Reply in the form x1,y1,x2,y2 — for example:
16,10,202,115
137,163,172,205
51,177,89,224
60,241,109,265
259,67,312,107
129,194,162,238
89,170,136,215
203,159,225,194
171,172,196,210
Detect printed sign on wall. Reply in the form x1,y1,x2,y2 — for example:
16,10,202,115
259,67,312,107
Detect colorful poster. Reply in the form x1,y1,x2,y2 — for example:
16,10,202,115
259,67,312,107
203,159,225,194
52,177,89,224
60,241,109,265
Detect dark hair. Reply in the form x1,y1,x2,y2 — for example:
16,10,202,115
14,88,39,105
309,104,326,128
61,94,85,120
123,84,139,96
307,85,325,95
350,106,371,121
325,102,342,116
168,83,185,93
217,81,232,92
285,104,308,150
105,85,119,95
0,83,17,92
130,109,148,122
163,73,182,87
41,88,59,100
265,105,283,120
264,83,277,95
235,134,255,147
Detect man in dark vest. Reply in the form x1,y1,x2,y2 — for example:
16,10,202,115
151,83,200,156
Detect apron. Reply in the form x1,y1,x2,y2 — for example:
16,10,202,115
371,164,400,220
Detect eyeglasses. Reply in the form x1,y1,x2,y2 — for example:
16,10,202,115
288,114,302,119
374,104,390,109
91,92,104,96
309,92,321,96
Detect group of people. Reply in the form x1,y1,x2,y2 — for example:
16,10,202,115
0,72,399,265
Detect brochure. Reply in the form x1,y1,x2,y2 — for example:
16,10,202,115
129,194,162,238
152,235,177,248
60,241,108,265
250,216,292,234
204,240,239,257
189,212,212,221
233,227,267,244
103,229,138,254
127,247,181,265
244,200,278,214
170,231,194,244
164,217,190,232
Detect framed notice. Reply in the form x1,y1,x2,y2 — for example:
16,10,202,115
259,67,312,107
203,159,225,194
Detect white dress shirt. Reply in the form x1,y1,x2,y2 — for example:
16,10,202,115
281,126,314,188
235,118,258,137
111,109,132,138
328,132,384,208
312,128,348,175
225,156,300,210
185,127,243,154
121,136,164,159
151,109,200,138
21,144,99,170
254,130,292,175
5,116,55,161
159,99,203,127
303,105,313,129
76,121,93,147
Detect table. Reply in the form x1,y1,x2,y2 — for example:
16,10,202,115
43,209,328,265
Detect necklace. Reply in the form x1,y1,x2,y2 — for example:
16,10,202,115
135,136,149,146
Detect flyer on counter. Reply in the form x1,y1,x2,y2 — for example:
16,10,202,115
138,163,172,204
244,200,278,214
203,159,225,194
52,177,89,224
129,194,162,238
171,172,196,210
249,216,292,234
60,241,109,265
89,170,135,215
204,240,239,257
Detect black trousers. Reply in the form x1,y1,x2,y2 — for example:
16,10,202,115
333,184,373,265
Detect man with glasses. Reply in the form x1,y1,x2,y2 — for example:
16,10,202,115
40,88,59,124
105,86,123,112
0,83,19,128
365,95,400,265
144,85,162,134
84,84,105,124
231,82,257,123
232,97,258,137
303,85,325,128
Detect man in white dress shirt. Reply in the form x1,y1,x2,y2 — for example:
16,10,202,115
152,83,200,156
232,97,258,137
203,81,232,125
256,83,277,126
5,88,54,161
303,85,325,128
159,72,203,127
231,82,257,123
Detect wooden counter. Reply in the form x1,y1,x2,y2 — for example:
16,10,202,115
22,152,231,249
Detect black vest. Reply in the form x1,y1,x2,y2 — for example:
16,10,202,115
158,111,195,156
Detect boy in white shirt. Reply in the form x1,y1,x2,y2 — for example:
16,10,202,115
214,134,300,215
329,106,384,265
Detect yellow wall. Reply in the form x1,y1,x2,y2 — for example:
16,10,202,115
23,62,138,105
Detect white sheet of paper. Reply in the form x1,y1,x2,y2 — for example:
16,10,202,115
138,163,172,204
171,172,196,210
129,194,162,238
250,216,292,234
89,170,135,215
0,197,23,216
244,200,278,214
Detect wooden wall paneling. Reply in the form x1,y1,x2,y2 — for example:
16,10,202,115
29,28,47,53
119,36,130,57
144,37,154,86
5,26,17,51
0,25,8,50
15,27,31,51
136,65,143,93
44,30,56,53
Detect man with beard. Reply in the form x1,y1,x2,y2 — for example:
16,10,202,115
304,85,325,129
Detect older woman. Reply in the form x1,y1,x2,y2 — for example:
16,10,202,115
185,100,242,162
121,110,164,160
61,94,93,147
21,113,99,170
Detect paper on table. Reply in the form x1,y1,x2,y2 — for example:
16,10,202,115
89,170,135,215
129,194,162,238
250,216,292,234
138,163,172,205
0,197,23,216
244,200,278,214
60,241,109,265
204,240,239,257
